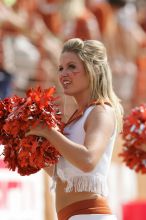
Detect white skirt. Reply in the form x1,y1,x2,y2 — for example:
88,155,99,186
69,214,117,220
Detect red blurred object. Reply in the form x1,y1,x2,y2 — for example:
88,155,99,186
119,104,146,173
122,200,146,220
133,56,146,106
0,87,64,176
0,159,6,168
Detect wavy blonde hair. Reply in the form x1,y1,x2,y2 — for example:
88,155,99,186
62,38,124,132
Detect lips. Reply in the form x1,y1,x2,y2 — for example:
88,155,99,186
63,81,71,85
62,80,71,88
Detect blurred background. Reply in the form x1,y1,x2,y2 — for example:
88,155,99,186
0,0,146,219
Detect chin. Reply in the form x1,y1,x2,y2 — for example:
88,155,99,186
63,89,73,96
64,91,73,96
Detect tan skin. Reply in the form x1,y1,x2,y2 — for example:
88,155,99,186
27,52,115,212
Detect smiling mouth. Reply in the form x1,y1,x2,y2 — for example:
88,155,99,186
62,81,71,88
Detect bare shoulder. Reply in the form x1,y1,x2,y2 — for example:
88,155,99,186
91,104,115,117
85,104,115,135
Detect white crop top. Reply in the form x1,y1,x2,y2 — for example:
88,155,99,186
56,105,117,197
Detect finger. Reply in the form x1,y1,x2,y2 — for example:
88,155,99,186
25,131,34,137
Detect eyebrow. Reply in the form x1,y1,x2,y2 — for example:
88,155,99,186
59,61,76,66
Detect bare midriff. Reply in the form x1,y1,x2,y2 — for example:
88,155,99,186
56,177,103,213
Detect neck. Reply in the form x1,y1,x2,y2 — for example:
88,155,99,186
75,95,92,111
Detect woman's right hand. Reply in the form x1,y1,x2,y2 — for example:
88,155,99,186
25,123,51,139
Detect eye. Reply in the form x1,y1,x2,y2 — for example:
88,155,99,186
58,66,63,72
68,64,76,69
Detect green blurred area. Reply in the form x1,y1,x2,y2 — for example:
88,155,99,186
3,0,16,7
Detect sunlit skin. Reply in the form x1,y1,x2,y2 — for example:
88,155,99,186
58,52,91,109
26,51,115,212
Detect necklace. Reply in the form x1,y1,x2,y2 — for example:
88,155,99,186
65,100,99,126
65,100,112,126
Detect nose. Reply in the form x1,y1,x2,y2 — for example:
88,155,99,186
60,69,70,77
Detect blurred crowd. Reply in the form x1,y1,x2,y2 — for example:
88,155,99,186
0,0,146,113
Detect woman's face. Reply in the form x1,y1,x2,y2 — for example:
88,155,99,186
58,52,90,97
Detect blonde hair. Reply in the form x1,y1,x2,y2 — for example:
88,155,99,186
62,38,124,132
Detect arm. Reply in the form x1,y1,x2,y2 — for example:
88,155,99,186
27,105,115,172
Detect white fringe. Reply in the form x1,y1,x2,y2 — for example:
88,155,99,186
64,175,108,196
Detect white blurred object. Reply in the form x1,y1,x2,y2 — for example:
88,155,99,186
4,36,40,72
0,167,45,220
3,36,40,90
69,214,117,220
117,2,137,31
108,162,138,220
14,36,40,64
112,59,137,101
0,145,4,158
117,2,146,44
